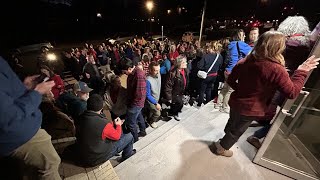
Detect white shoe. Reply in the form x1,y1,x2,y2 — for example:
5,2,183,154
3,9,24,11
174,115,181,121
214,103,221,109
150,122,158,129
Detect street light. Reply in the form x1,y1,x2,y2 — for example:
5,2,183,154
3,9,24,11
146,1,154,33
146,1,154,12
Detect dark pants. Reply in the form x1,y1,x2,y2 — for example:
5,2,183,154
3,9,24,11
125,106,146,142
160,74,168,101
198,76,217,105
170,95,184,116
254,122,272,139
220,109,255,150
105,133,134,160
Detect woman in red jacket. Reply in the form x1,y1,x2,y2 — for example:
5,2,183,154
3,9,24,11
210,31,320,157
40,65,65,99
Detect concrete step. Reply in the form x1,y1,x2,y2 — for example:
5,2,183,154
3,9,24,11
133,105,198,154
113,103,289,180
114,105,200,172
110,105,198,167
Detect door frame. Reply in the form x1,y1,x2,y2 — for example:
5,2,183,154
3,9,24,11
253,38,320,180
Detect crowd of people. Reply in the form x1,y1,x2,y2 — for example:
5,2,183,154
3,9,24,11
1,16,320,179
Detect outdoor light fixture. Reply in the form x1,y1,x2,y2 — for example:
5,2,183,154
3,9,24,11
97,13,102,18
167,9,171,14
47,53,57,61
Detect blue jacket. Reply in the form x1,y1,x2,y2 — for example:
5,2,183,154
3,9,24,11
160,59,171,75
0,57,42,157
225,41,252,73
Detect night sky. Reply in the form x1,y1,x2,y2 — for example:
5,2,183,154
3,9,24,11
0,0,319,50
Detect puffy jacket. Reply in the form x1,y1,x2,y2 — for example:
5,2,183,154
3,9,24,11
0,57,42,157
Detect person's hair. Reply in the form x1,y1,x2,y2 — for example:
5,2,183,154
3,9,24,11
40,65,55,77
149,61,160,70
249,31,286,66
210,41,223,53
170,45,176,52
250,27,259,32
219,38,230,50
120,58,134,70
175,55,187,68
142,54,150,62
277,16,310,37
231,29,244,41
277,16,311,47
110,75,120,83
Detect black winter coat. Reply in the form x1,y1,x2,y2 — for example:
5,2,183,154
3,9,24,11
164,68,189,102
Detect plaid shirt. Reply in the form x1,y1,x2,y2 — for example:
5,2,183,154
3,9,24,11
127,67,146,108
141,61,150,76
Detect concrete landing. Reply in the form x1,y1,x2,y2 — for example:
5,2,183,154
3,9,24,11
115,103,292,180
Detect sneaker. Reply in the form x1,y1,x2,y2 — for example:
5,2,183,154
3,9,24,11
214,103,221,109
149,122,158,129
174,115,181,121
119,149,137,162
219,108,230,114
210,142,233,157
138,131,147,137
247,136,262,149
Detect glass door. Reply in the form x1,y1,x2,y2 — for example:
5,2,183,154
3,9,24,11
253,39,320,180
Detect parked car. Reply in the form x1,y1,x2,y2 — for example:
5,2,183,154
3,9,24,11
16,42,54,54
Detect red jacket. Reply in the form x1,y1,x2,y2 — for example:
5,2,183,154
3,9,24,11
169,51,179,63
228,57,308,117
50,75,65,99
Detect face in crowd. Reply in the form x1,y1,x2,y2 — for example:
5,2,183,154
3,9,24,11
112,76,122,90
239,31,246,42
77,91,90,101
88,55,95,64
98,45,103,52
149,64,160,78
178,56,188,69
249,29,259,43
41,68,50,77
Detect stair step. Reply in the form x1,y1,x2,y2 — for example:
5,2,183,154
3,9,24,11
132,106,198,154
115,106,201,171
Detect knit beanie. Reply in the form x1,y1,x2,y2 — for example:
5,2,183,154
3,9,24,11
87,94,104,112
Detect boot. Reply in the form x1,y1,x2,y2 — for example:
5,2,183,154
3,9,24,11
247,136,262,149
211,142,233,157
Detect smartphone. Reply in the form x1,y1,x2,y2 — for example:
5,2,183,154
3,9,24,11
34,73,49,84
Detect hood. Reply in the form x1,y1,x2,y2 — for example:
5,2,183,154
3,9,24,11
286,37,311,48
82,110,104,118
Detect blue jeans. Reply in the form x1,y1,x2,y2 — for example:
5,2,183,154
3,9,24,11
253,124,271,139
125,106,146,142
105,133,134,160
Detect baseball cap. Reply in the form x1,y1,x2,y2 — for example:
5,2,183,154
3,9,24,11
73,81,93,93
